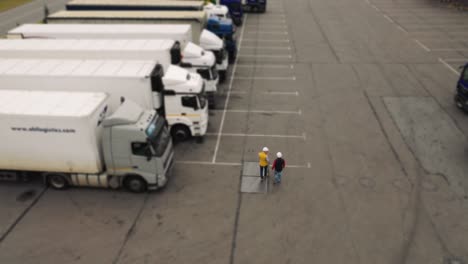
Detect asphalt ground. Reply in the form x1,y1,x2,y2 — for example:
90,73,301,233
0,0,468,263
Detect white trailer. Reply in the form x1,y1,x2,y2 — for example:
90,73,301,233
0,38,219,106
0,90,174,192
7,24,228,81
0,59,208,141
46,10,207,39
66,0,205,11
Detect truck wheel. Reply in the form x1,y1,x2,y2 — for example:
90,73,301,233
171,125,191,142
219,71,227,83
455,95,465,111
124,176,147,193
47,174,68,190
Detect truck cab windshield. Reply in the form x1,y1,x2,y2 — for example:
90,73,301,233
228,3,242,11
198,84,207,109
146,117,171,157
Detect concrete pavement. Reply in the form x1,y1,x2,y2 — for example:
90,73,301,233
0,0,467,263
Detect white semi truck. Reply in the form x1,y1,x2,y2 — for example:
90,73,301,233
0,90,174,192
0,59,208,141
0,38,219,107
7,24,228,82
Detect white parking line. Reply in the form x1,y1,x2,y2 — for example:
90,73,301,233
212,14,248,163
397,25,408,33
176,161,311,169
238,54,292,59
245,26,287,29
242,46,291,50
237,64,294,69
243,39,290,42
443,58,467,62
383,14,395,23
227,91,299,96
263,91,299,96
245,31,289,35
431,48,468,52
206,132,306,140
371,5,381,12
234,76,296,80
212,109,302,115
439,58,461,76
176,161,242,166
414,39,431,52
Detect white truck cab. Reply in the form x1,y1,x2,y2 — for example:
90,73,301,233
200,29,228,81
204,3,230,20
0,58,208,142
6,24,229,83
162,65,209,140
181,42,219,105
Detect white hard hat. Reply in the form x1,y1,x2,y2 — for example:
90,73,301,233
262,147,269,152
276,152,282,158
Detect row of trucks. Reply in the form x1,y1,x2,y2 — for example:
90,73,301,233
63,0,267,26
0,0,267,193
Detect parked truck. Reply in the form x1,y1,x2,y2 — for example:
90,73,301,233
0,59,208,141
219,0,243,25
454,63,468,111
66,0,231,18
7,24,229,81
0,38,218,107
46,11,238,63
0,90,174,192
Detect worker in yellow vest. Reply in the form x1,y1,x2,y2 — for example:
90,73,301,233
258,147,270,181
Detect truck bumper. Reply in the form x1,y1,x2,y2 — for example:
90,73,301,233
216,56,229,72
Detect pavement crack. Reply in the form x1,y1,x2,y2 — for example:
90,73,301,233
0,186,48,244
112,193,149,264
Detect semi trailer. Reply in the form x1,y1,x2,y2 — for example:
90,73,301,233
0,59,208,141
7,24,229,80
0,90,174,192
0,39,218,107
46,11,238,62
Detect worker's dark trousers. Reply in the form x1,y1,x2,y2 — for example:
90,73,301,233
260,166,268,179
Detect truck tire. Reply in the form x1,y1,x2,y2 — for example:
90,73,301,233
47,174,68,190
171,125,191,142
124,176,147,193
455,95,466,111
219,71,227,83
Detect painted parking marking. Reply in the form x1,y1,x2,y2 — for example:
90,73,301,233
236,64,294,69
211,109,302,115
442,58,468,62
244,31,289,35
383,14,395,23
439,58,461,76
212,14,248,163
177,161,311,169
413,39,431,52
238,54,293,59
263,91,299,96
227,91,299,96
233,76,296,80
241,46,291,50
243,39,290,42
205,132,307,140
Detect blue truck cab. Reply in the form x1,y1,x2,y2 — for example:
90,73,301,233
206,16,238,63
454,63,468,111
243,0,267,13
220,0,243,26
